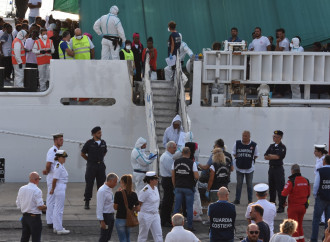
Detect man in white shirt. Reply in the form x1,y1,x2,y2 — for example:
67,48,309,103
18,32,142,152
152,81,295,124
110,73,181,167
250,27,271,51
165,213,200,242
16,172,47,242
245,183,276,237
275,28,290,51
28,0,41,24
96,173,118,242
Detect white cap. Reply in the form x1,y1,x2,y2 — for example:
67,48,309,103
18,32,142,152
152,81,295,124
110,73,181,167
55,150,68,157
254,183,269,193
52,133,63,138
314,144,327,149
146,171,157,177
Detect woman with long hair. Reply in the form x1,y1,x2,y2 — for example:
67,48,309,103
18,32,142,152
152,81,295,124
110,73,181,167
270,219,298,242
114,174,140,242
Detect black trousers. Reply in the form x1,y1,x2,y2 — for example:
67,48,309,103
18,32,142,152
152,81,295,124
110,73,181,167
1,56,13,79
26,63,38,68
21,214,42,242
15,0,29,19
160,177,174,224
99,213,114,242
84,162,106,201
268,166,285,207
133,61,142,81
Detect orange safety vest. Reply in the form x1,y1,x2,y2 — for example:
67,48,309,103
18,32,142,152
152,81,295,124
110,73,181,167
36,38,53,65
11,38,26,65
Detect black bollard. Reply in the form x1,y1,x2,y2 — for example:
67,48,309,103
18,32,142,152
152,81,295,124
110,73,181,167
0,67,4,88
24,68,38,92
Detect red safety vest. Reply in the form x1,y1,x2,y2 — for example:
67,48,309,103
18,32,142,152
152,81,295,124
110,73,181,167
11,38,26,65
36,38,52,65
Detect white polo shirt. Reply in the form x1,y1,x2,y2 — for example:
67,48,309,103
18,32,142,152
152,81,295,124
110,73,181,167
28,0,41,17
16,182,44,214
165,226,199,242
251,36,270,51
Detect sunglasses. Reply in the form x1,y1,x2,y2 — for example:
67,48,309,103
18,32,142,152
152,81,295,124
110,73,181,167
249,231,259,235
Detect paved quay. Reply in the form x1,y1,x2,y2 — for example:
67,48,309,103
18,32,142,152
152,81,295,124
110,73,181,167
0,182,324,241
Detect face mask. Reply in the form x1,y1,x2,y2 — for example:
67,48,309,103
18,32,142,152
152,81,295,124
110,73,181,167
126,45,131,50
76,35,83,40
168,28,170,32
42,34,47,40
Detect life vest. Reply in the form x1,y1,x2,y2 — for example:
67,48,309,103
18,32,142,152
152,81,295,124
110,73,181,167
121,49,134,60
11,38,26,65
71,35,90,60
58,40,73,60
36,38,52,65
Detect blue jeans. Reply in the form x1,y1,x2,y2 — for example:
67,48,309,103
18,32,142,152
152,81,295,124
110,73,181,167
99,213,114,242
174,187,194,228
115,218,130,242
235,171,253,202
28,16,35,24
311,196,330,242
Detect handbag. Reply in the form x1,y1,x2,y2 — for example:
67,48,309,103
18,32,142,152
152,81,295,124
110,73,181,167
121,190,139,227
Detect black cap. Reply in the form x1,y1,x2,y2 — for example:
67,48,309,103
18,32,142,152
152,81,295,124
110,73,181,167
91,126,101,134
274,130,283,136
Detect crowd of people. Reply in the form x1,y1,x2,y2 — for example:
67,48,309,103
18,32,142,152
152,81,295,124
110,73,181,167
15,115,330,242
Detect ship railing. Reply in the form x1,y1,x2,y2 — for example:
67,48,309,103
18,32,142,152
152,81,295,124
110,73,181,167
143,53,159,171
202,51,330,104
174,50,190,132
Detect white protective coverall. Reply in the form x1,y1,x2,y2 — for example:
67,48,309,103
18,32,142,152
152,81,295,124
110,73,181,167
162,115,183,147
93,5,126,60
131,137,156,193
32,35,55,91
290,37,304,99
13,30,27,87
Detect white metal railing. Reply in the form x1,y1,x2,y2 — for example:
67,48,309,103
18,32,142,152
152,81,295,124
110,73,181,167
143,53,159,162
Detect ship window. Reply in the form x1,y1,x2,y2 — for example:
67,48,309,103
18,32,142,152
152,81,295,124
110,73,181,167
60,98,116,106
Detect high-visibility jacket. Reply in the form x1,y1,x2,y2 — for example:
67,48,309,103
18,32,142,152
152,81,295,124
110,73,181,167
35,38,52,65
58,40,74,60
11,38,26,65
72,35,90,60
121,49,134,60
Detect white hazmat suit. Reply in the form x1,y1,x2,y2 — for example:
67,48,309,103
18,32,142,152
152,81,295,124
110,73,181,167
13,30,27,87
162,115,183,147
290,37,304,99
93,5,126,60
131,137,157,193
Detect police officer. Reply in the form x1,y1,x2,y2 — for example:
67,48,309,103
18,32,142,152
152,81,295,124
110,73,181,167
81,126,108,209
50,150,70,235
16,172,47,242
232,130,259,204
311,155,330,242
208,187,236,242
264,130,286,213
131,137,157,193
42,133,63,229
281,164,310,242
137,171,163,242
245,183,276,237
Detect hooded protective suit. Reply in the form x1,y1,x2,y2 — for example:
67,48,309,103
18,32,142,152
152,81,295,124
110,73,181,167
13,30,27,87
290,38,304,99
162,115,183,147
93,5,126,60
131,137,156,193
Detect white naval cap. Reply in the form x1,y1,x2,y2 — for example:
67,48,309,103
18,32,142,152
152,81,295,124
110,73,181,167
55,150,68,157
314,144,327,149
254,183,269,193
52,133,63,138
146,171,157,177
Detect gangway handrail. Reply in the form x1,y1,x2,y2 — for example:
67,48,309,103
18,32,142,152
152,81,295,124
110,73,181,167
143,53,159,171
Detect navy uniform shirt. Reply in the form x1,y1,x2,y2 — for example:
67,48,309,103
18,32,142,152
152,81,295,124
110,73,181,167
264,142,286,166
81,139,107,163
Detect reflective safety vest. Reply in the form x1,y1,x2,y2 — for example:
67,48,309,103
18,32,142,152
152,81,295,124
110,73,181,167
58,40,74,60
72,35,90,60
11,38,26,65
36,38,52,65
121,49,134,60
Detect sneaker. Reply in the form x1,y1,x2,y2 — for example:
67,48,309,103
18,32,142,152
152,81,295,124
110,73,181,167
84,200,90,210
277,207,284,213
233,200,240,205
57,229,70,235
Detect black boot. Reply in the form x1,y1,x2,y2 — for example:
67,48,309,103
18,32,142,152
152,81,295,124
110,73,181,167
84,200,90,210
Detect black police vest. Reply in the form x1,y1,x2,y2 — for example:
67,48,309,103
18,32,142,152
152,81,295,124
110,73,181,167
174,157,195,189
235,140,256,169
211,160,231,190
317,167,330,201
209,201,236,241
168,32,181,56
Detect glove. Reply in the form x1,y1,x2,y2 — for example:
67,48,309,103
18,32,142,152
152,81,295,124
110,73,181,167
18,63,22,69
40,50,46,54
205,191,210,200
169,53,173,60
148,153,155,159
46,50,52,53
195,161,200,166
